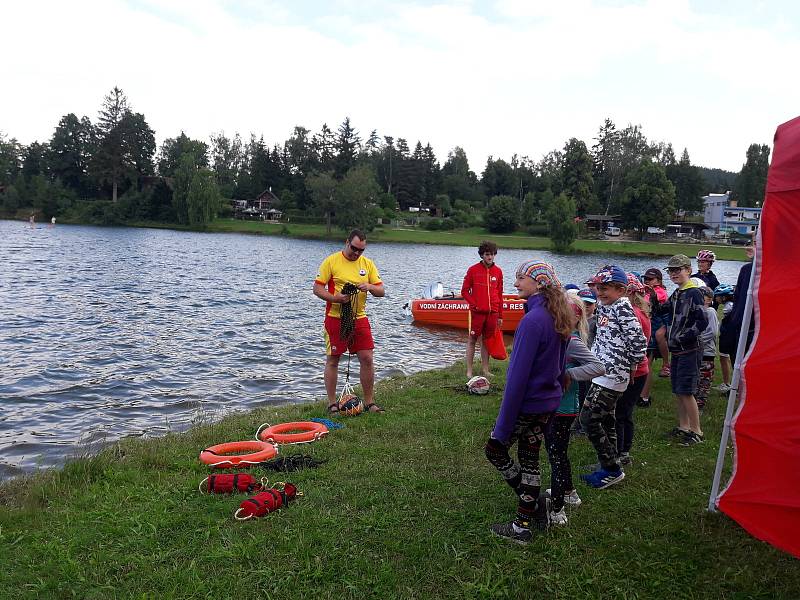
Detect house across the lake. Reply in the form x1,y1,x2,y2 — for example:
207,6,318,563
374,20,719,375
233,188,283,221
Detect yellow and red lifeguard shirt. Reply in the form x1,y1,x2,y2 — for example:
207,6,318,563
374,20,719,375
315,251,382,319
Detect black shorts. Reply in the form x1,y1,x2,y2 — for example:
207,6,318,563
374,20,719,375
671,349,702,395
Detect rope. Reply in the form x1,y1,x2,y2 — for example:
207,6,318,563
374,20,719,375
340,352,357,401
339,282,360,343
260,453,327,472
310,418,344,430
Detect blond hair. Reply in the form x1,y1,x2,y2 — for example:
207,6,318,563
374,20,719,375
538,286,574,341
566,294,589,344
629,292,651,317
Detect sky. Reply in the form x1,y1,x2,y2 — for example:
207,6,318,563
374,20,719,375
1,0,799,173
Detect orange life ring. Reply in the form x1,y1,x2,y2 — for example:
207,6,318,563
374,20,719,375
256,421,329,444
199,440,277,468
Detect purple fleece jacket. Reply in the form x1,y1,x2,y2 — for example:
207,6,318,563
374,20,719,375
492,294,568,443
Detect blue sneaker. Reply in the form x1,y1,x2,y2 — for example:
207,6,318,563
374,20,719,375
581,468,625,489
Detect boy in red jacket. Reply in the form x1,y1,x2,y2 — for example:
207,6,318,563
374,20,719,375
461,241,504,378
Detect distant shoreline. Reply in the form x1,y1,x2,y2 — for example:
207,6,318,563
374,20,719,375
5,215,749,261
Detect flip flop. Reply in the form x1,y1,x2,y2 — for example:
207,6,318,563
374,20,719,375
327,403,340,415
364,402,385,413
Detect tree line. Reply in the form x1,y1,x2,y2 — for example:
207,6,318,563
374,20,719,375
0,87,769,245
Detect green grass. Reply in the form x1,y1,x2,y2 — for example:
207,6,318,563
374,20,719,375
1,358,797,599
201,219,747,260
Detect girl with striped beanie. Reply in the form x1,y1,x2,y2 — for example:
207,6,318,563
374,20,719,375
485,260,572,543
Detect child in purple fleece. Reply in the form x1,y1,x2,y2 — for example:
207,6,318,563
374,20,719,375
485,261,573,544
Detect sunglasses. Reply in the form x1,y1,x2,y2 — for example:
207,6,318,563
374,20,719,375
349,242,366,254
666,267,684,273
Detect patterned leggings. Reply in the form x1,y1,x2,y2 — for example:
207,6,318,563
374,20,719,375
579,384,623,471
485,412,551,527
696,357,715,409
545,415,575,512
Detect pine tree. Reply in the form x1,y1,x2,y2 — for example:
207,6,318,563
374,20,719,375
562,138,597,216
333,117,361,179
733,143,770,207
666,148,705,212
94,87,131,202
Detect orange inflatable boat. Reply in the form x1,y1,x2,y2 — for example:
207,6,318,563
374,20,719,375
410,294,525,332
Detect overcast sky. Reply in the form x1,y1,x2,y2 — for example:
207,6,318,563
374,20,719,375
2,0,798,173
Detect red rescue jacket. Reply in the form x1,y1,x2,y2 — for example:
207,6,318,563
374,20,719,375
461,262,504,316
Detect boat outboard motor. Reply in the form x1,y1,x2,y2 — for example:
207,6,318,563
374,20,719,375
424,281,445,299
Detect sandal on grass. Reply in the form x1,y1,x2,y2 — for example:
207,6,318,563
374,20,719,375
364,402,385,413
327,403,340,415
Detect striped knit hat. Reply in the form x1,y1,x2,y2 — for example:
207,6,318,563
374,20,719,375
516,261,562,288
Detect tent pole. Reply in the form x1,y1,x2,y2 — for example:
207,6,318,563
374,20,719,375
707,251,759,513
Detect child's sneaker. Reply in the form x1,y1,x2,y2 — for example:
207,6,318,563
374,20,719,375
490,521,532,544
636,396,651,408
679,430,705,446
619,452,632,466
664,426,686,439
581,468,625,489
718,383,731,393
549,507,568,526
544,488,582,507
563,489,582,506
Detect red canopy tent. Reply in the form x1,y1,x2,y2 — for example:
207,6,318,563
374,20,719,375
710,115,800,558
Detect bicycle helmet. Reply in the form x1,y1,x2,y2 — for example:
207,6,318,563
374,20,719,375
713,283,734,297
696,250,716,262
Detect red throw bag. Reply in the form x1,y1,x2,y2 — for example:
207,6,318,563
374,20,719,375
485,327,508,360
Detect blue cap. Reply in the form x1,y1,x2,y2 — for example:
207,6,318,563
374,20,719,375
577,288,597,303
591,265,627,285
564,283,580,291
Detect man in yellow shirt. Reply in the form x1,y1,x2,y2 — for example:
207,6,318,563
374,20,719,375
313,229,385,414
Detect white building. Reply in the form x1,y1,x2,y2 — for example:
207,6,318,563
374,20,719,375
703,192,762,234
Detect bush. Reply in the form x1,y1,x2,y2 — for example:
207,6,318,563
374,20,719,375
284,209,324,224
218,201,233,219
484,195,519,233
526,222,549,236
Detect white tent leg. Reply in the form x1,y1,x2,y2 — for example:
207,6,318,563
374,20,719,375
707,253,759,513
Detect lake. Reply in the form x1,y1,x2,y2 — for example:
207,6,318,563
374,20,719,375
0,220,748,478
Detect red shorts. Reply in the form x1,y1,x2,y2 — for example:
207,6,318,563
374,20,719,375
469,312,498,339
324,316,374,356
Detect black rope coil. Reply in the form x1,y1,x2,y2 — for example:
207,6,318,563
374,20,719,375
261,454,327,472
339,282,360,343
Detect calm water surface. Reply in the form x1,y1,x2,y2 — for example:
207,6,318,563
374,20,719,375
0,220,747,478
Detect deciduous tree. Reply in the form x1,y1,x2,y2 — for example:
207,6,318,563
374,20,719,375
49,114,96,197
546,192,577,252
619,161,676,238
484,194,519,233
307,171,337,235
335,164,380,232
158,132,209,177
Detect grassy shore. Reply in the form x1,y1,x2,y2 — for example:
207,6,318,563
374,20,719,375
203,219,748,261
1,357,797,599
